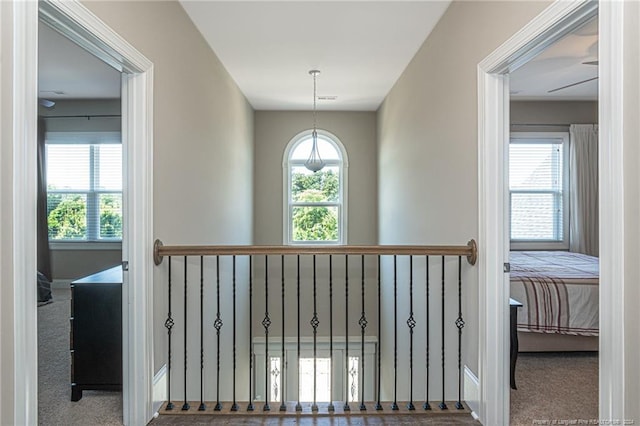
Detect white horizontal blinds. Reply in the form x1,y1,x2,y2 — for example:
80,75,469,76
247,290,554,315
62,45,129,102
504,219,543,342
94,145,122,239
510,138,564,241
46,145,90,241
46,133,122,241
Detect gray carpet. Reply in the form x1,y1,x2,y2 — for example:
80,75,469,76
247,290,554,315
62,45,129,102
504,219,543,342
510,352,598,425
38,288,123,426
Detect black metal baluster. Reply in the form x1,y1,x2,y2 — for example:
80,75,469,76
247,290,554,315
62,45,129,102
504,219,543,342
214,256,223,411
232,256,239,411
455,256,465,410
263,255,271,412
198,257,205,411
391,255,399,411
295,256,302,412
311,255,319,412
424,256,431,410
407,256,416,410
165,257,175,411
328,255,335,412
439,256,447,410
182,257,190,411
280,255,287,412
344,255,350,412
375,255,382,411
359,255,367,411
248,256,255,411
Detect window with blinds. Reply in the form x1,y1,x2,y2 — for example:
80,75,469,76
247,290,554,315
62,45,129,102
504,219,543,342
509,132,569,249
46,132,122,242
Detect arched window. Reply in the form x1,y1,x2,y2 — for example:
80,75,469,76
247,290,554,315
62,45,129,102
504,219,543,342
283,130,348,244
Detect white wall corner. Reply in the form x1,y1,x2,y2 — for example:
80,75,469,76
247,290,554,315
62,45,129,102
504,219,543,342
152,364,167,415
464,365,481,417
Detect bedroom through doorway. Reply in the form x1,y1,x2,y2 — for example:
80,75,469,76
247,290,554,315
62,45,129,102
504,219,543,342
506,12,599,425
37,16,125,425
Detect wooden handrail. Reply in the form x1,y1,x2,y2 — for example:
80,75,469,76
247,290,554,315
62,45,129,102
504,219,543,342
153,239,477,266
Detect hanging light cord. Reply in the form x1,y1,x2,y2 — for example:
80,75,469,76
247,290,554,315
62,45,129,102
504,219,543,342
313,72,318,133
305,70,325,172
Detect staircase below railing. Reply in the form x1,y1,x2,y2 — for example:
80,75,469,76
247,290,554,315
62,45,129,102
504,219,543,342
153,239,477,416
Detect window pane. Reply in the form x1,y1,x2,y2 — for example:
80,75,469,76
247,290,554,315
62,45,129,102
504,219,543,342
46,145,90,191
292,206,339,242
291,138,340,161
511,193,562,240
95,145,122,191
291,166,339,202
99,193,123,239
510,139,564,242
510,143,562,191
47,193,87,240
269,357,282,403
348,357,359,403
299,358,331,402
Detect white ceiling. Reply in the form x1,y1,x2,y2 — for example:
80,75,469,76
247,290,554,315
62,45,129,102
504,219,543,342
38,22,121,100
510,17,598,101
180,1,451,111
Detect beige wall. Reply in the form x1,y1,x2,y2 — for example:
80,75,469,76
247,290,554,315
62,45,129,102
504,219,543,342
511,100,598,132
82,1,255,384
377,0,551,400
51,250,122,281
254,111,377,245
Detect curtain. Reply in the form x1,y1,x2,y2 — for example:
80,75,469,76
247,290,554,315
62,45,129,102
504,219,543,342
569,124,599,256
37,117,52,281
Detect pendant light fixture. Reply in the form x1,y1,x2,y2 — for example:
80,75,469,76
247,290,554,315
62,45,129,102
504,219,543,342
305,69,325,172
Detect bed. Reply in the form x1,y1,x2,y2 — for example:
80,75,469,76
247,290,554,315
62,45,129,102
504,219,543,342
510,251,599,352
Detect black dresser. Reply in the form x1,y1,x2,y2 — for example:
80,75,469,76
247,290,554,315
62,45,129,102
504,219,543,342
70,265,123,401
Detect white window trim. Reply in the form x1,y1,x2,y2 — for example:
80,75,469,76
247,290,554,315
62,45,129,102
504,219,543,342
282,129,349,245
50,241,122,251
509,132,570,251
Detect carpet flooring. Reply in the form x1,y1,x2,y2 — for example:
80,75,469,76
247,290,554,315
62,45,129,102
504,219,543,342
510,352,599,425
38,288,123,426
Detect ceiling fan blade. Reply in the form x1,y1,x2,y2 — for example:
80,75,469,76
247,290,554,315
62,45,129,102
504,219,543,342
548,76,598,94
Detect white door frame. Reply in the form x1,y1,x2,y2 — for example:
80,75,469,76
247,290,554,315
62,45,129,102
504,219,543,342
478,0,624,424
12,1,154,425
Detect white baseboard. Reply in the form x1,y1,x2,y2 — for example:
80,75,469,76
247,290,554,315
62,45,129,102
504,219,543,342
152,364,167,415
464,365,481,418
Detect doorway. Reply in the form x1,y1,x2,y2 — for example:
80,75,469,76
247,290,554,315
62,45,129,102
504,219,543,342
37,17,124,424
477,0,626,424
507,15,599,423
10,1,154,424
